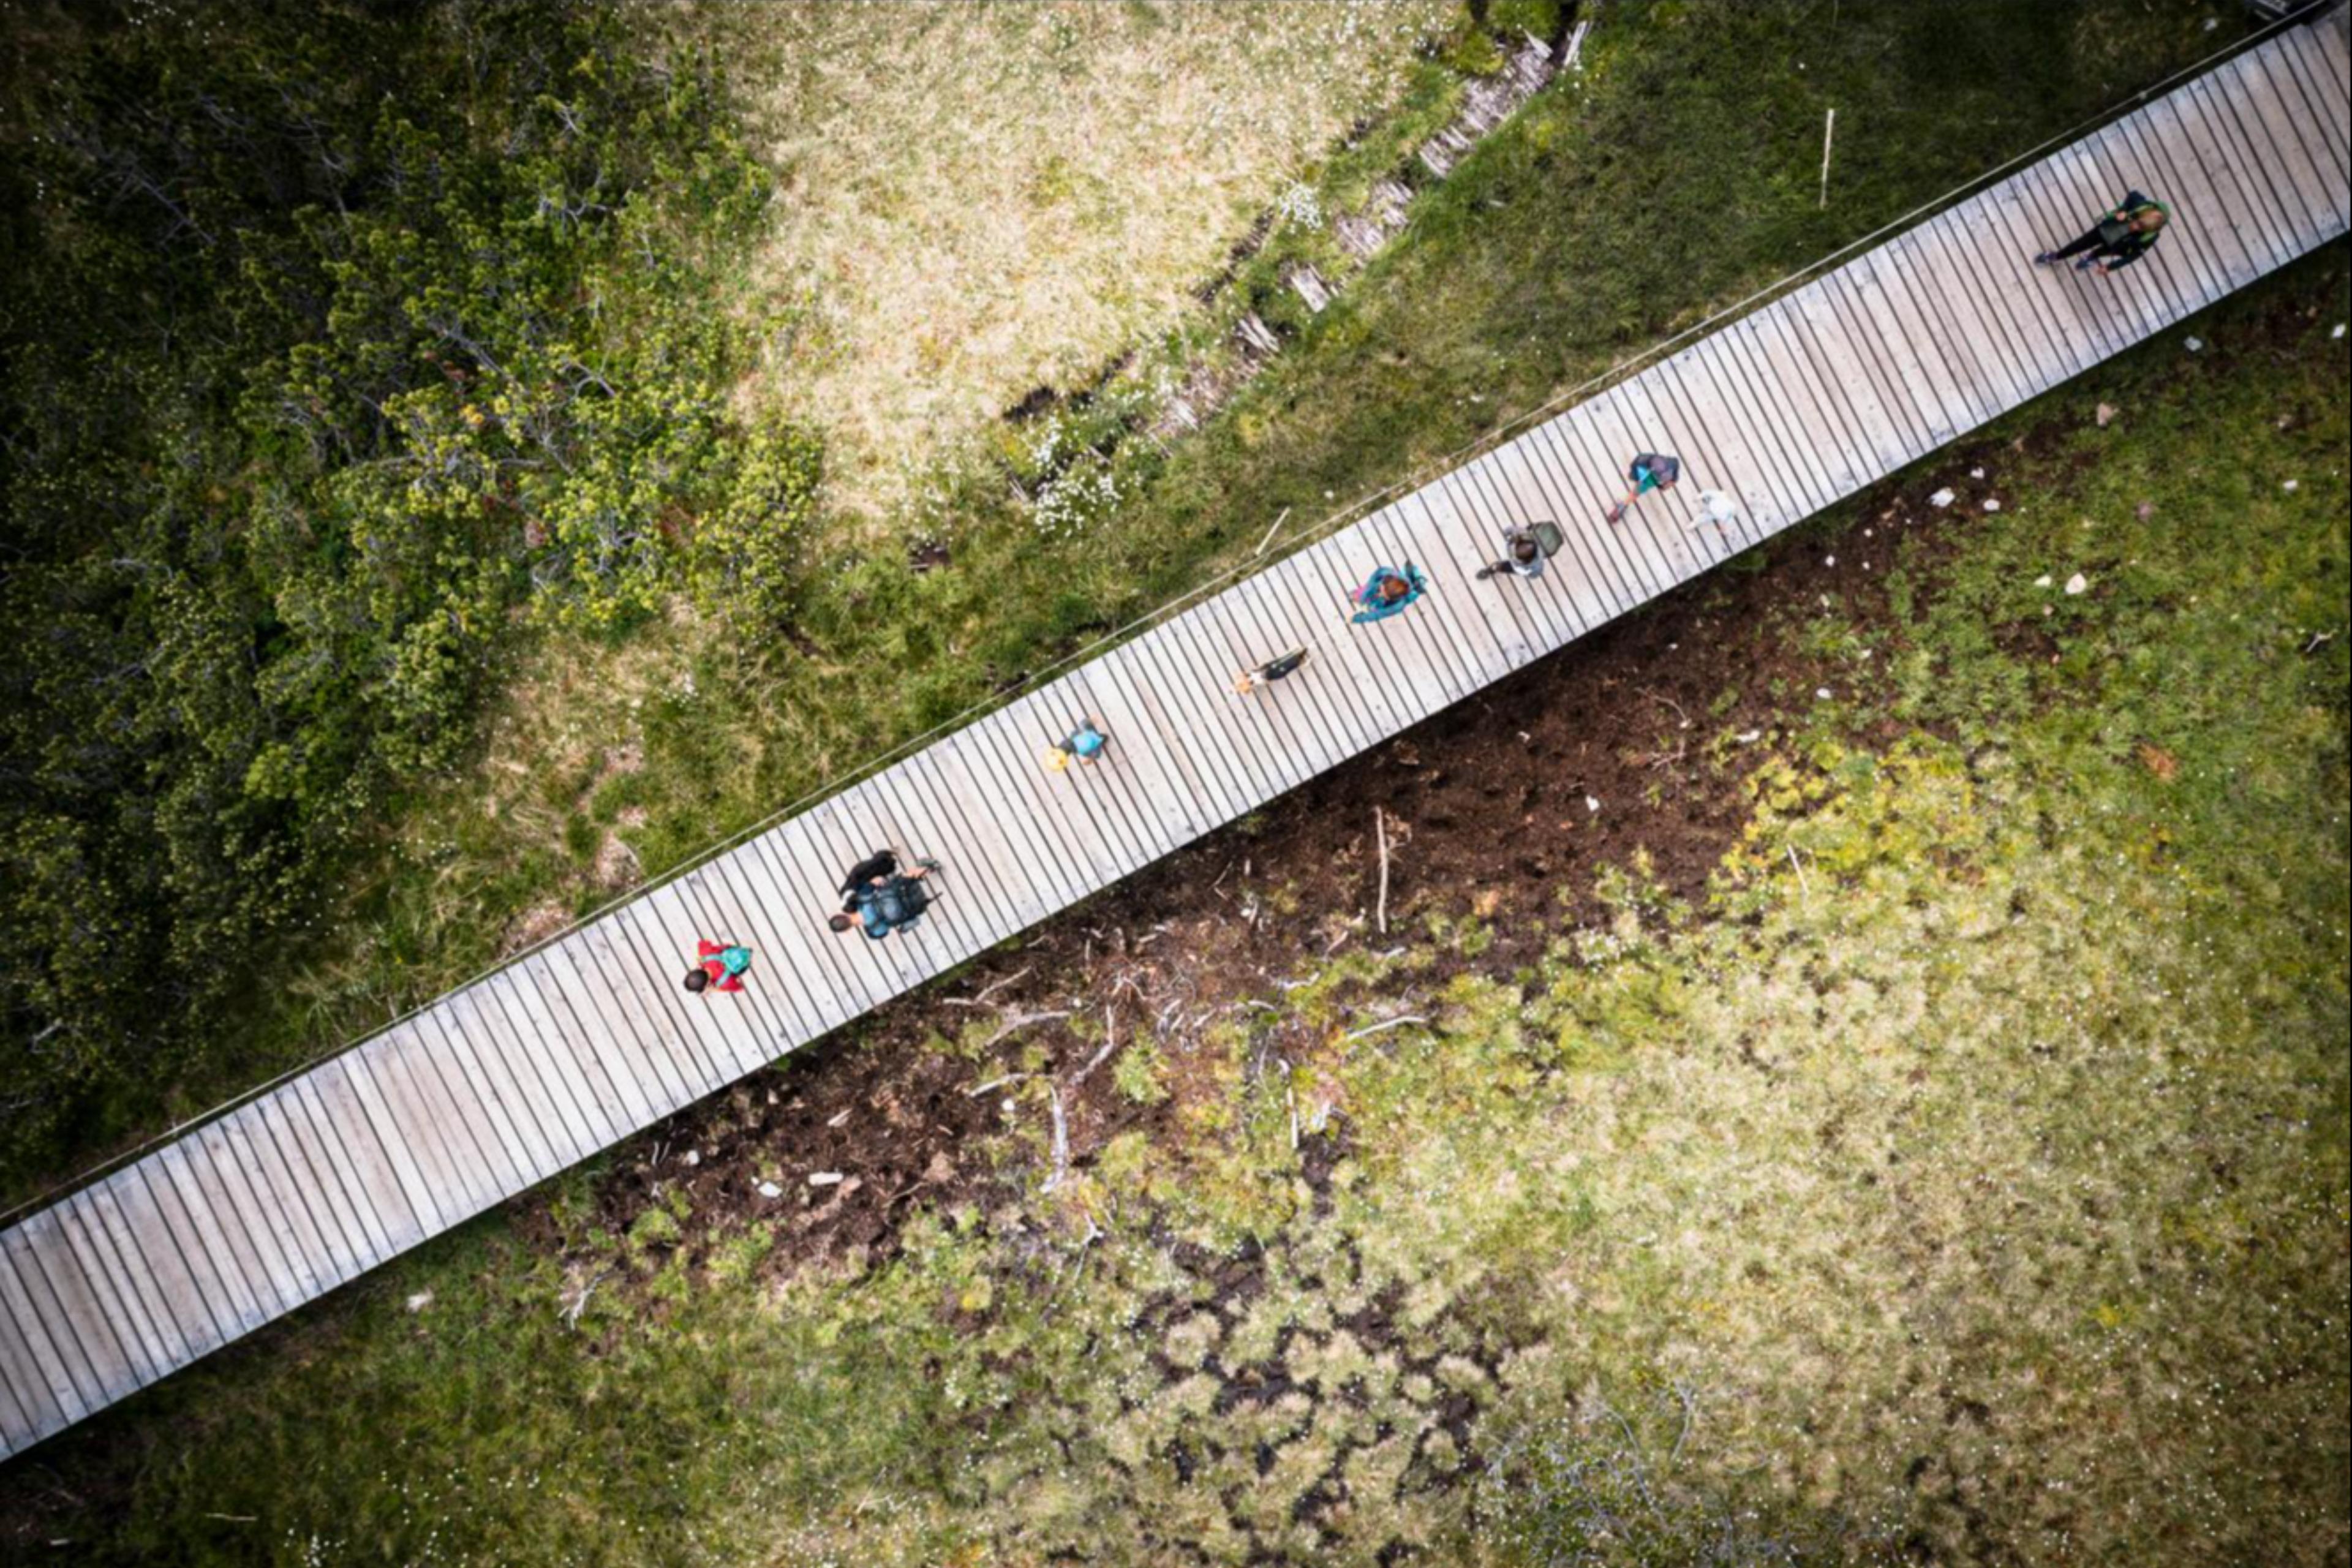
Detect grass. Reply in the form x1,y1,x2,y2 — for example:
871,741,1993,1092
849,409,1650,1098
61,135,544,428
719,0,1456,528
4,234,2343,1564
110,0,2267,1224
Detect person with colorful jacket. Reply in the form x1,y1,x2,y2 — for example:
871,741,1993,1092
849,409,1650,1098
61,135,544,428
685,940,753,993
1349,563,1429,624
1604,452,1681,526
2035,190,2169,275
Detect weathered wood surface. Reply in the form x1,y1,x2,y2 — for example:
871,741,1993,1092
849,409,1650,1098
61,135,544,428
2,18,2346,1461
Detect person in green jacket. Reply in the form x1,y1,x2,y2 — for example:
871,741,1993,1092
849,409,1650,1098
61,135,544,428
2034,190,2169,276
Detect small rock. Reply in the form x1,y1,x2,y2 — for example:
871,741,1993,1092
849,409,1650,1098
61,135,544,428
809,1171,845,1187
2185,336,2203,352
2095,402,2117,428
1815,688,1833,701
1735,729,1763,744
1000,1098,1017,1115
2333,323,2346,339
1969,467,1985,480
2065,573,2088,596
405,1291,434,1313
2282,479,2299,492
1584,796,1600,815
680,1149,700,1167
756,1180,783,1199
2202,15,2218,29
1929,488,1956,509
2035,575,2052,588
1982,499,2002,513
2043,605,2054,617
1825,555,1836,567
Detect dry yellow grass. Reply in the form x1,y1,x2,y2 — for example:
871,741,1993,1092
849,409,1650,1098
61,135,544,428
725,0,1452,527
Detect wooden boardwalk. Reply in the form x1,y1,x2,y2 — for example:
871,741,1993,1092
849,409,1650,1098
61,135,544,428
2,15,2346,1461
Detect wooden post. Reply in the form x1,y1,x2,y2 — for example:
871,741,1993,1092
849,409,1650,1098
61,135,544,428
1819,108,1836,209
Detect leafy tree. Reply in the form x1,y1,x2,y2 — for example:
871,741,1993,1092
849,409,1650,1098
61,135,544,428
0,0,813,1193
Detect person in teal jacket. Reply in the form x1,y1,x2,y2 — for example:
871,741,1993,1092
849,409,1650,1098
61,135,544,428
1350,564,1428,624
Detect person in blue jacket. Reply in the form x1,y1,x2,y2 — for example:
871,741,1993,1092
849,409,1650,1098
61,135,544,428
828,854,940,940
1350,563,1429,624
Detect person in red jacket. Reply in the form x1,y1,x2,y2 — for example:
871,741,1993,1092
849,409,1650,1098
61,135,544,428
685,940,753,993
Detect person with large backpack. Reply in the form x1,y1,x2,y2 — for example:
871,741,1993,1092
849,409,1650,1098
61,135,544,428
2034,189,2168,276
684,939,754,993
829,854,940,941
1476,521,1563,581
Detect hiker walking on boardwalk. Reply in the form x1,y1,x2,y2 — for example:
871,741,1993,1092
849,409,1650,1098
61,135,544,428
1476,521,1561,581
1042,717,1110,773
1234,647,1311,695
1604,453,1680,526
685,939,753,993
830,852,940,940
1350,563,1429,624
2034,190,2168,275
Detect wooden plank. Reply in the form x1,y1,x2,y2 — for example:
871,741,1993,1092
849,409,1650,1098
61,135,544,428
1253,551,1393,761
0,1232,87,1424
472,968,605,1167
1482,433,1624,627
1646,345,1777,552
243,1094,364,1289
204,1110,325,1308
414,1001,546,1194
684,848,815,1060
510,948,652,1137
1909,203,2044,412
139,1142,270,1337
897,739,1035,940
437,988,565,1182
2013,154,2144,358
254,1088,374,1276
1629,361,1753,567
84,1171,216,1366
560,914,696,1114
2178,73,2296,274
4,1211,123,1414
2105,107,2234,308
2136,92,2265,290
1122,621,1251,826
2284,22,2352,175
284,1071,405,1266
2220,49,2335,236
0,1317,43,1452
1044,665,1174,872
49,1190,174,1387
1812,266,1938,464
178,1123,296,1319
2195,62,2315,271
23,1205,149,1397
1088,631,1232,839
1450,453,1580,650
358,1026,505,1219
1855,238,1991,437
